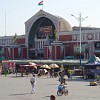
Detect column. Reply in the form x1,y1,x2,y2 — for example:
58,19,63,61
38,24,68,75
55,46,56,60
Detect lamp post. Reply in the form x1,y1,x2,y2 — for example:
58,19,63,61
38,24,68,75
71,13,88,67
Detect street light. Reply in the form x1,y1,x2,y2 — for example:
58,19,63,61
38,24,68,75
71,13,88,67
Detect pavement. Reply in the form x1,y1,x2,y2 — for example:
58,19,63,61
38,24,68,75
0,74,100,100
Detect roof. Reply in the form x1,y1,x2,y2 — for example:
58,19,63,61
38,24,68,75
83,55,100,67
25,10,72,32
59,17,72,31
87,55,100,63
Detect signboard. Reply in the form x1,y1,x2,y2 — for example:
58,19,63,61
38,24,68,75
8,62,15,68
73,44,87,53
94,42,100,52
38,26,53,37
94,42,100,50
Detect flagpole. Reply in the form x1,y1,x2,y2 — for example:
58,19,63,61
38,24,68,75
42,5,43,10
5,11,6,36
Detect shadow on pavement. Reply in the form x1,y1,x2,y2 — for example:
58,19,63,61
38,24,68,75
7,75,28,78
9,92,31,96
46,83,58,85
42,95,51,99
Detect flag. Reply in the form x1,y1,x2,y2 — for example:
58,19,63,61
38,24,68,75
38,0,43,6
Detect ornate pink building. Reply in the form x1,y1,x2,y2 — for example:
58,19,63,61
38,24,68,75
0,10,100,60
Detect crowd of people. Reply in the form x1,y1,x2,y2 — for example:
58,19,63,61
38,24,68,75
37,68,59,78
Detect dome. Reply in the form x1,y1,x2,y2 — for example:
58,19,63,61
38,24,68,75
59,17,72,32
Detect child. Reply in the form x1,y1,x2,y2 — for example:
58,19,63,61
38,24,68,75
58,84,63,91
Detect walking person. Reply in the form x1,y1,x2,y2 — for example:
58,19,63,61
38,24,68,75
30,73,36,94
0,66,2,75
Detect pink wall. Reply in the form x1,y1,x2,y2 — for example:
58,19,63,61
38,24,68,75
22,48,27,58
10,48,13,59
59,35,72,41
14,48,18,59
56,46,60,59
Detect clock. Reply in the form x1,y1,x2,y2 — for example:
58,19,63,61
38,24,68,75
88,33,93,40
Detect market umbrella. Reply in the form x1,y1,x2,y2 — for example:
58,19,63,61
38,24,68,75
29,62,37,68
49,64,59,68
29,62,37,66
87,55,100,63
83,61,100,67
20,64,37,69
83,55,100,67
40,64,51,69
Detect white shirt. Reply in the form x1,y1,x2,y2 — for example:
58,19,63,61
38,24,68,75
30,76,36,84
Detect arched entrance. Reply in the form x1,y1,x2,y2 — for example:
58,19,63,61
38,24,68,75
28,17,56,59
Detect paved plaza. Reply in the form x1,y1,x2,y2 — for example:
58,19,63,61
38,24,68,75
0,74,100,100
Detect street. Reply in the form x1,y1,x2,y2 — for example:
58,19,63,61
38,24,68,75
0,74,100,100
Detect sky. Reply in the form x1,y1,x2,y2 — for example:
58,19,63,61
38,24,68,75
0,0,100,36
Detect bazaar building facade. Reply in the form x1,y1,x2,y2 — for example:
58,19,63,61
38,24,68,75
0,10,100,60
